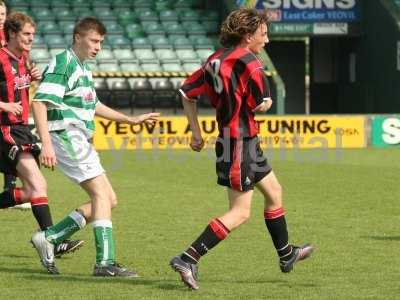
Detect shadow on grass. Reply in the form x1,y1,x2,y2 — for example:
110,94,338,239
28,275,187,291
0,265,44,275
218,279,289,284
362,235,400,241
3,254,32,259
212,278,317,287
156,279,299,292
0,266,314,290
0,266,183,290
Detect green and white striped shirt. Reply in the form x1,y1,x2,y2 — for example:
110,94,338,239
34,48,99,137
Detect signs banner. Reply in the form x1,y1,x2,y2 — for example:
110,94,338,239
256,0,360,23
93,116,366,150
372,116,400,147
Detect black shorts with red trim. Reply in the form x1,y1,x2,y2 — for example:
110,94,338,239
0,124,41,175
215,136,272,192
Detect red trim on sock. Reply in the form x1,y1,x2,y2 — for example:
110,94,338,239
30,197,48,206
215,218,230,233
264,207,285,219
209,218,230,240
13,188,22,204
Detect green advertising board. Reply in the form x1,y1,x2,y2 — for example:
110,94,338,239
372,116,400,147
270,23,313,35
269,23,348,35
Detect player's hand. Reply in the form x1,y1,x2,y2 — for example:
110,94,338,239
190,134,204,152
253,98,273,113
0,102,23,116
40,142,57,171
30,65,42,81
128,112,160,125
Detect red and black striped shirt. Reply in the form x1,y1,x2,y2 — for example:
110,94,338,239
0,47,31,125
0,29,6,48
180,47,270,139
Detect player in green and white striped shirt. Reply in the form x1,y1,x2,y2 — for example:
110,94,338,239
34,47,99,137
31,17,159,277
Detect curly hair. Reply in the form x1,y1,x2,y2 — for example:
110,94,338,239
219,8,269,48
4,11,35,42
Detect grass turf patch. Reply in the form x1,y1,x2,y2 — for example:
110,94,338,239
0,149,399,299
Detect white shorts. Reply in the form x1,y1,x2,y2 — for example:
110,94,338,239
50,126,105,183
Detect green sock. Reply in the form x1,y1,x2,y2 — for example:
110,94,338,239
45,211,86,245
93,220,115,266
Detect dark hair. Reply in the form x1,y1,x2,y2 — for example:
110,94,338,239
219,8,269,48
4,11,35,42
73,17,106,43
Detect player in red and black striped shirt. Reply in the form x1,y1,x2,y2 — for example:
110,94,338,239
170,8,314,290
0,13,83,268
0,11,54,225
0,11,52,227
180,47,271,140
0,1,17,191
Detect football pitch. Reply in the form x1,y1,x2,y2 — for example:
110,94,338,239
0,148,399,299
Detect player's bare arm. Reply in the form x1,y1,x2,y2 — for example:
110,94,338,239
95,102,160,125
181,95,204,152
31,101,57,170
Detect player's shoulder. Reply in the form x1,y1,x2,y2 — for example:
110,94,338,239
205,48,240,67
233,48,262,67
0,48,9,62
214,48,262,72
45,49,75,76
208,48,225,60
82,61,93,73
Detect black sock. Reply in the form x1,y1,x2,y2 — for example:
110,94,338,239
181,219,230,264
31,197,53,230
3,174,17,190
0,188,20,208
264,207,293,261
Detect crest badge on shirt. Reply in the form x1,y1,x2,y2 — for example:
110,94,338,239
84,91,95,103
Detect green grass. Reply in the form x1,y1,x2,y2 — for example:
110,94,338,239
1,149,400,299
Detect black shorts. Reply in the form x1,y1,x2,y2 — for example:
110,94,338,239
0,124,41,175
215,136,272,192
